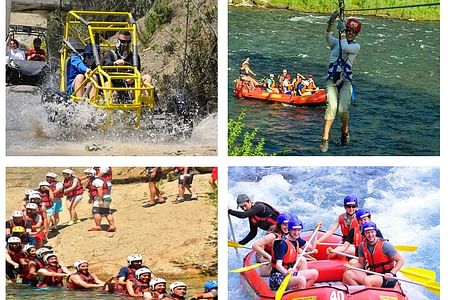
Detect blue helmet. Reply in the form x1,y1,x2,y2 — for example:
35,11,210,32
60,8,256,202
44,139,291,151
204,280,218,292
83,43,99,57
343,195,358,207
361,221,377,233
288,218,303,231
356,208,371,221
277,213,291,225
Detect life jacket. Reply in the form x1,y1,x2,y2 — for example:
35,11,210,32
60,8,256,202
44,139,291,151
249,202,279,231
49,181,64,198
338,213,358,241
37,265,65,287
37,189,52,209
7,245,24,263
87,177,109,197
271,238,299,269
307,79,317,90
363,239,395,273
63,176,84,198
24,213,41,232
130,279,150,295
353,225,363,250
263,232,282,257
20,258,33,280
93,167,112,182
7,219,27,231
34,258,45,270
67,271,97,289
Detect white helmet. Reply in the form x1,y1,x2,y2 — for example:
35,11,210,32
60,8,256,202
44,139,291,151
74,259,88,271
46,172,58,178
36,247,53,259
25,189,35,195
170,281,187,293
43,253,58,265
11,210,24,218
39,181,50,187
26,203,39,210
127,254,143,266
62,169,74,175
29,193,41,200
7,236,21,244
135,267,152,280
23,244,36,255
150,278,167,290
84,168,96,176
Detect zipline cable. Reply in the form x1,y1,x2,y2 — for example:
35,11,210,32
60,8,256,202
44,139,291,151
346,2,439,12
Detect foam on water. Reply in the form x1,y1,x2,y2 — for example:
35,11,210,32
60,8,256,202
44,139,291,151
228,167,439,300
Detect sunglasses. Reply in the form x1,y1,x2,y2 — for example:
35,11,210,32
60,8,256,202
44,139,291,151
345,28,358,34
118,39,131,45
345,205,357,208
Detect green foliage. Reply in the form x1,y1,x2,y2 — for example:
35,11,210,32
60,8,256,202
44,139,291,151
140,0,174,47
228,109,269,156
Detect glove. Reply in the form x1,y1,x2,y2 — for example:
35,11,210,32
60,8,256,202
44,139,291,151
337,20,345,32
329,11,339,23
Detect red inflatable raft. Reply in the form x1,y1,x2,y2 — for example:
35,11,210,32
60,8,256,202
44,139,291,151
234,80,327,106
239,230,409,300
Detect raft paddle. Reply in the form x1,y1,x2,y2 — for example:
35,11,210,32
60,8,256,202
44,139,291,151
228,214,239,257
330,249,436,282
319,242,417,252
275,222,322,300
348,266,440,295
230,250,318,273
228,240,252,250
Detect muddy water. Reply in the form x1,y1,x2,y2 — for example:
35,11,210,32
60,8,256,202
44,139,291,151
6,86,217,156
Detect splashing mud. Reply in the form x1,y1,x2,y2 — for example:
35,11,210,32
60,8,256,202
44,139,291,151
6,85,217,156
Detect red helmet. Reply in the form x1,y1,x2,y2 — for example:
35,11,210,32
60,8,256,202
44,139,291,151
346,18,362,33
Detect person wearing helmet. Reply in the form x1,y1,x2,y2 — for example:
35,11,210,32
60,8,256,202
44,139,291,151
317,195,359,245
37,253,70,288
26,37,46,61
85,168,116,232
66,43,99,97
24,202,46,249
150,277,168,298
36,181,54,239
291,73,306,96
21,244,39,286
327,208,385,259
190,280,218,300
252,212,293,276
62,169,84,226
45,172,64,231
126,267,152,297
67,259,105,289
228,194,280,245
239,57,259,92
35,247,53,269
114,254,145,290
343,221,405,288
175,167,198,202
93,167,113,193
5,236,26,282
6,210,33,241
162,281,188,300
320,12,362,153
269,219,319,291
140,167,165,207
264,73,278,93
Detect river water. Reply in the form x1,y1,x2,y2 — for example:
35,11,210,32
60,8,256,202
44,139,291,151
227,166,440,300
228,7,439,155
5,85,217,156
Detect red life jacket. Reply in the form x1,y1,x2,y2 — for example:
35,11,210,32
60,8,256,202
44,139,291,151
63,177,84,198
49,181,64,198
37,265,65,287
87,178,109,197
34,258,45,270
338,213,358,240
93,167,112,182
363,239,395,273
249,202,279,230
37,189,52,209
263,232,282,257
7,246,24,263
271,238,299,269
67,271,97,289
129,279,150,295
20,257,38,280
353,226,363,249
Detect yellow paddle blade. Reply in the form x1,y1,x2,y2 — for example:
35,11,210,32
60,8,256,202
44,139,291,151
228,240,242,248
423,281,440,295
229,261,270,273
275,273,291,300
399,267,436,282
394,244,417,252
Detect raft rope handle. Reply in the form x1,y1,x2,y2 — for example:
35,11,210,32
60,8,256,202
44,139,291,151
346,2,439,12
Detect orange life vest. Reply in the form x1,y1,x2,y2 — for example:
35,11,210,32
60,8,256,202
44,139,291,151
67,271,97,289
353,226,363,249
87,178,109,197
363,239,395,273
63,176,84,198
338,213,358,240
49,181,64,198
271,238,299,269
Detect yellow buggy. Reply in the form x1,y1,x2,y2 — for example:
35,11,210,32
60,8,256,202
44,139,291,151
56,10,155,128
